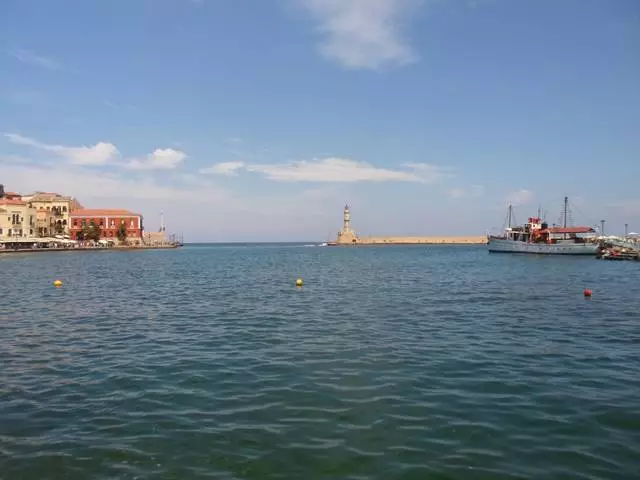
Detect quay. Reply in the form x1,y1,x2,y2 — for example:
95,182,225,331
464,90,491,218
0,244,181,256
328,205,487,246
1,185,184,255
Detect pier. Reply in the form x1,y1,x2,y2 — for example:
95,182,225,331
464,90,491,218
330,205,487,246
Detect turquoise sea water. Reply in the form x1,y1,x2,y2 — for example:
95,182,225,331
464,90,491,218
1,244,639,479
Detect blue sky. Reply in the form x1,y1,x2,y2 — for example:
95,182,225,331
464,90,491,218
1,0,639,241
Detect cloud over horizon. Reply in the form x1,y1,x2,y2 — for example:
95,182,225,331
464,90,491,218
200,157,452,183
4,133,185,170
125,148,187,170
505,189,534,206
5,133,120,166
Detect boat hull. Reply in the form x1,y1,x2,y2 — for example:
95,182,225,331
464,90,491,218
487,238,599,255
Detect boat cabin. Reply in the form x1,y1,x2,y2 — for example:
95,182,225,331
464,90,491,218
504,217,595,244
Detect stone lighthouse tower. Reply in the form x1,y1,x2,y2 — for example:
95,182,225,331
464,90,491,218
337,204,358,244
343,204,351,233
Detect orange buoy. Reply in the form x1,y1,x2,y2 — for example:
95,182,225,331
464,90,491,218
584,289,592,297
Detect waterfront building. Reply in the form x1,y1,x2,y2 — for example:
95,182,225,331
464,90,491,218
0,196,38,240
69,209,143,244
21,192,83,236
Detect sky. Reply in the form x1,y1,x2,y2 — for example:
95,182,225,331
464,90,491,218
1,0,639,241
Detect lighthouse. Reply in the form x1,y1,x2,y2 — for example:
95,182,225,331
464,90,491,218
337,204,358,244
343,204,351,233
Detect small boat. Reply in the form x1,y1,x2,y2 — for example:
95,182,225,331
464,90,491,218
488,197,599,255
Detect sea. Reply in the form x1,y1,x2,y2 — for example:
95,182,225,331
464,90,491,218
1,244,639,479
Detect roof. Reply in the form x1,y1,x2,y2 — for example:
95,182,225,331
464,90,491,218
0,198,26,206
70,209,141,217
543,226,595,234
25,192,71,202
4,191,21,197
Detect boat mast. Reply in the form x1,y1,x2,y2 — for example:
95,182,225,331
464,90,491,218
508,204,512,228
563,196,568,240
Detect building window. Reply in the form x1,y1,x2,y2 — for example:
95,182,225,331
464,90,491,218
30,229,33,235
63,206,67,212
0,228,3,235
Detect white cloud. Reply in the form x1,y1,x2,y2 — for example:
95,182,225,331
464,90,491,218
8,48,62,70
4,133,120,166
300,0,419,70
104,100,139,111
125,148,187,170
449,184,484,199
506,189,533,206
245,157,449,183
5,133,186,170
200,161,245,176
1,162,228,203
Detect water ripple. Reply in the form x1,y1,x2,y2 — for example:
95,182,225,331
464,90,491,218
1,245,639,479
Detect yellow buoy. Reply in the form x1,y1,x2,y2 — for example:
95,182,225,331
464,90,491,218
53,280,63,288
296,278,303,287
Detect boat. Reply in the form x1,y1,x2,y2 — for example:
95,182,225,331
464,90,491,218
488,197,599,255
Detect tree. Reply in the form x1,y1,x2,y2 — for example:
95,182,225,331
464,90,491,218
82,222,101,242
117,222,127,243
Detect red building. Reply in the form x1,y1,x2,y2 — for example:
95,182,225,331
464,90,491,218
69,209,143,243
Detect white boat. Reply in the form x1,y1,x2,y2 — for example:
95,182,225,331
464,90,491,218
488,197,599,255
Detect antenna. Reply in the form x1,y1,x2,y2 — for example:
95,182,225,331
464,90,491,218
159,210,166,233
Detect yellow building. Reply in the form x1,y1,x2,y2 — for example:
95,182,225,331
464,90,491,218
0,197,38,241
21,191,83,236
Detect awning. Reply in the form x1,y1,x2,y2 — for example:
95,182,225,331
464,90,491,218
542,227,595,234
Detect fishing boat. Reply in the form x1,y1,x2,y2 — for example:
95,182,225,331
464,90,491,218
488,197,599,255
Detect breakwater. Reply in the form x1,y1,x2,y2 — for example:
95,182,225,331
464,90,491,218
333,235,487,245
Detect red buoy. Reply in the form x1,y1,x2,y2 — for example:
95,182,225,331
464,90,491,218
584,289,592,297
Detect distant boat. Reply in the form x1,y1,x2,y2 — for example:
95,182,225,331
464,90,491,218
488,197,599,255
